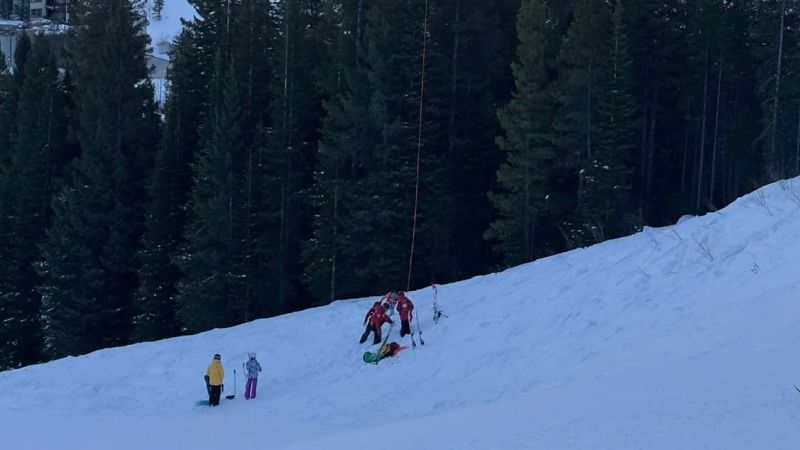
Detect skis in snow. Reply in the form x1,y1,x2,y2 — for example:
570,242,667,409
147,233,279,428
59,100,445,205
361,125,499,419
432,283,447,324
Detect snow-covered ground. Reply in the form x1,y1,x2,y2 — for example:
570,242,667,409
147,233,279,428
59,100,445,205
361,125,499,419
4,178,800,450
146,0,196,58
144,0,196,104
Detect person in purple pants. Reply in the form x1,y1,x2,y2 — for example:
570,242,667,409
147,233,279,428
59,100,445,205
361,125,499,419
244,352,262,400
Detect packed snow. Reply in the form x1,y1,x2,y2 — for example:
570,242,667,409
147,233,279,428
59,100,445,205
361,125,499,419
3,178,800,449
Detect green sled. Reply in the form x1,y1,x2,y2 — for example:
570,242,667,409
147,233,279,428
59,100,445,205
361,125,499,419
362,351,384,364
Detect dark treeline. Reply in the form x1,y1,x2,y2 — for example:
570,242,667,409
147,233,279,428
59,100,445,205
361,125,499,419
0,0,797,369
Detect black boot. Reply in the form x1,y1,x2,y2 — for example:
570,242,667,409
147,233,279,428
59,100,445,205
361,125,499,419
360,324,374,344
400,319,411,337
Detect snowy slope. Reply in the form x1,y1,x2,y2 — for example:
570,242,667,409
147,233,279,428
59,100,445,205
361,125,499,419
146,0,196,58
4,178,800,449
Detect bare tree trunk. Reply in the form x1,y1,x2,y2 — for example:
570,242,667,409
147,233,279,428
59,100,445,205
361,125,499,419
43,88,54,224
795,104,800,176
330,156,339,303
709,52,723,205
696,46,709,210
350,0,364,167
681,99,690,193
447,0,461,163
247,0,255,122
524,138,532,261
226,0,232,37
769,0,786,179
646,102,656,206
586,60,593,161
244,0,257,322
279,5,292,308
355,0,363,67
328,6,349,303
245,145,253,323
640,92,648,199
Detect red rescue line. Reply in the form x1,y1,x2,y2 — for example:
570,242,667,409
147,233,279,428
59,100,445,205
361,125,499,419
407,0,429,292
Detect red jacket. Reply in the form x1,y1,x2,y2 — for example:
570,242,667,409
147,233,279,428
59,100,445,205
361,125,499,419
381,292,398,308
369,306,393,328
396,294,414,321
364,302,382,325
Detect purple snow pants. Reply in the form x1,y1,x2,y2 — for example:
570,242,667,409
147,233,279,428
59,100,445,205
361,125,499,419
245,377,258,399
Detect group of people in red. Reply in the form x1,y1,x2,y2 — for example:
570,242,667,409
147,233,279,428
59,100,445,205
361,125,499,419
359,291,415,344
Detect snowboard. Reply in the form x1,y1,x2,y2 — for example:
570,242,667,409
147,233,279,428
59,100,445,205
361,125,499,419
198,374,211,406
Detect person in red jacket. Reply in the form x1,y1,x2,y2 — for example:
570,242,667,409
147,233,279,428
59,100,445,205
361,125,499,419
380,291,399,315
396,291,414,337
359,301,394,344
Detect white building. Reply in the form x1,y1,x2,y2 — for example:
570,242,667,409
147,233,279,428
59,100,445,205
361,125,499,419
30,0,44,19
11,0,67,22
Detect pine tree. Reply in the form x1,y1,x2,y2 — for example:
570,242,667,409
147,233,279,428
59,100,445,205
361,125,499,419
267,0,325,312
555,0,612,245
39,0,159,358
153,0,164,20
176,57,248,333
305,0,453,300
304,0,374,303
602,0,684,224
134,29,204,342
487,0,559,265
0,35,72,369
349,0,433,292
0,47,11,218
0,44,13,368
0,42,9,109
232,0,281,319
573,0,636,244
0,31,30,164
132,1,233,339
416,0,518,283
750,0,800,181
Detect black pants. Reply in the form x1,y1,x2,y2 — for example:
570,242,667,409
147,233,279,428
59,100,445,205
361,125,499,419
400,319,411,337
209,385,222,406
360,324,382,344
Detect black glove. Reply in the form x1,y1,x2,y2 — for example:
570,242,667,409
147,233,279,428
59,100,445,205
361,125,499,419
221,384,224,393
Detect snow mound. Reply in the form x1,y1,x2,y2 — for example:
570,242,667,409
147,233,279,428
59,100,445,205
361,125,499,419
3,178,800,449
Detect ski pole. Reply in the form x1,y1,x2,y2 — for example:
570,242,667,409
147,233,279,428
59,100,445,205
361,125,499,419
411,317,417,349
432,283,439,324
415,312,424,345
381,322,394,347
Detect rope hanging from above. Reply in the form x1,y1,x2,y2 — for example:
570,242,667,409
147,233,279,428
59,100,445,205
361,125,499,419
406,0,430,292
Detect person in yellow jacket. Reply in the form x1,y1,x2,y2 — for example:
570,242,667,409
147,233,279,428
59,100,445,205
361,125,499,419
205,354,225,406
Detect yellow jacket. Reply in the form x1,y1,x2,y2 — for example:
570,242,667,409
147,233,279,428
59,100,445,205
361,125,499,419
207,359,224,386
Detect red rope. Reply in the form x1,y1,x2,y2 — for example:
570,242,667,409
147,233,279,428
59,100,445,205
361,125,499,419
407,0,429,292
